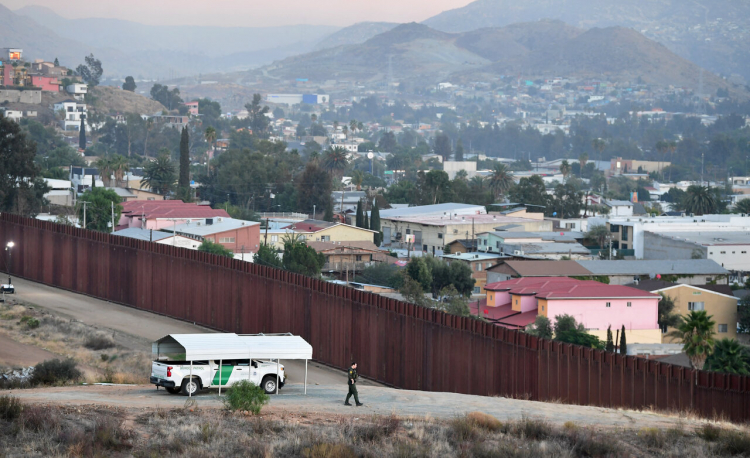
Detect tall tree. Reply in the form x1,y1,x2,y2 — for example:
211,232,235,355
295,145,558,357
253,243,283,269
560,160,571,184
78,116,86,150
455,138,465,161
122,76,137,92
363,208,369,229
658,294,682,333
95,156,114,187
141,152,177,195
296,162,332,215
0,114,49,217
585,224,610,249
323,202,334,222
282,233,325,277
526,315,553,339
198,240,234,258
377,131,397,152
321,147,348,176
488,163,514,200
705,339,750,375
53,57,59,66
606,326,615,353
578,153,588,178
351,170,364,191
433,133,451,162
355,199,364,228
178,126,191,201
75,54,103,87
370,201,382,246
246,94,270,138
143,117,154,156
619,325,627,355
668,311,716,370
684,185,717,215
110,155,130,187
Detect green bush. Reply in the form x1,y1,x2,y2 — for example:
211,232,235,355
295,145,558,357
31,358,82,386
84,334,116,350
0,395,22,421
223,380,269,415
20,316,40,329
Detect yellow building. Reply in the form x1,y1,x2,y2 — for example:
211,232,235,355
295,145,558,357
263,220,376,251
650,284,739,343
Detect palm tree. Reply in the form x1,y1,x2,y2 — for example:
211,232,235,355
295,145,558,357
684,185,717,215
110,155,130,188
350,120,357,135
734,199,750,214
667,141,677,182
204,126,217,172
357,121,364,132
342,125,348,138
488,163,513,200
657,294,681,333
560,160,571,184
591,138,606,162
578,153,588,178
469,176,486,191
655,140,667,176
141,153,177,195
705,339,750,375
95,156,114,187
668,310,716,370
351,170,364,191
321,147,348,176
584,224,609,249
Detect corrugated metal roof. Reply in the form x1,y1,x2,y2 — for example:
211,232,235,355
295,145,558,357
577,259,729,275
379,203,486,218
153,333,313,361
173,219,259,236
113,227,173,242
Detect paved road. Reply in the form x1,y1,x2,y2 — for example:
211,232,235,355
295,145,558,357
4,275,379,387
10,384,704,430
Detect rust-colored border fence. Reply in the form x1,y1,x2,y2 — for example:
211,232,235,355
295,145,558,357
1,214,748,422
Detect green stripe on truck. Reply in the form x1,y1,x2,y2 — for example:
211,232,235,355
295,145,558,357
212,366,234,386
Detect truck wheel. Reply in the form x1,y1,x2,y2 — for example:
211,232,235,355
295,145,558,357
181,377,201,396
261,376,278,394
166,387,180,394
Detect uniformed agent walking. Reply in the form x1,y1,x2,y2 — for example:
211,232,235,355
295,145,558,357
344,362,363,406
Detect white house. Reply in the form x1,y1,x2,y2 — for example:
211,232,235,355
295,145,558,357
604,200,634,217
66,83,87,101
53,100,87,131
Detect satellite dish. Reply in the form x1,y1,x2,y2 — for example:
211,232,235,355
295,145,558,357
367,152,374,159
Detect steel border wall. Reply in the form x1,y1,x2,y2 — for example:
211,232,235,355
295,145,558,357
1,214,748,422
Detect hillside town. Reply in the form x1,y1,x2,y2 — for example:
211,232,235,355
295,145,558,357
2,2,750,451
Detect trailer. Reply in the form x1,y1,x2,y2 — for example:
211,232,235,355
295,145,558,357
150,333,313,396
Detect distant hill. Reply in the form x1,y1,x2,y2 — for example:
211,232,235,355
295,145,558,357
314,22,399,51
11,5,339,78
88,86,166,115
423,0,750,83
254,21,745,98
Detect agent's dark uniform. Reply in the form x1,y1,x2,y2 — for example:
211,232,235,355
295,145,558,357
345,367,362,406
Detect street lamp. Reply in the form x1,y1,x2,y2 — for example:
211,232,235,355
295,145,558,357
5,241,14,284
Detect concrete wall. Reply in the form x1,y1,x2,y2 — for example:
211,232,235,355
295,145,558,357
443,161,478,179
0,88,42,104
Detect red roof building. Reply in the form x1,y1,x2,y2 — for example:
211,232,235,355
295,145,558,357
118,201,230,230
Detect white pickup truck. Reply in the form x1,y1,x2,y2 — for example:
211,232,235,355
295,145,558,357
150,359,285,396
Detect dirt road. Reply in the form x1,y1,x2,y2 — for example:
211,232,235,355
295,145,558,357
6,275,379,387
10,383,704,430
0,333,57,368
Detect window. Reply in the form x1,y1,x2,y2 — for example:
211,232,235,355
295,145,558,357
477,264,482,271
627,302,632,307
320,235,330,242
688,302,705,311
606,302,611,308
219,237,235,243
743,251,747,254
437,233,443,239
515,299,518,305
541,305,545,312
473,287,481,294
483,239,487,245
720,251,726,254
271,235,278,242
486,262,492,268
718,324,728,333
355,255,362,261
406,229,411,234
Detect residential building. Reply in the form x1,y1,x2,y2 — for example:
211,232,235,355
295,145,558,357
309,241,395,277
28,75,59,92
266,94,329,105
113,227,202,250
3,48,22,61
379,203,486,219
627,280,739,342
494,242,592,260
487,260,593,284
172,218,261,254
43,178,74,206
66,83,87,101
185,101,199,116
0,87,42,104
53,100,87,131
381,213,552,255
117,201,230,231
445,239,477,254
69,166,102,192
609,157,667,176
0,108,21,122
476,231,588,259
603,200,634,217
441,252,506,294
264,220,376,251
478,277,661,343
589,214,750,259
442,161,478,179
577,260,729,286
331,191,366,213
148,115,189,130
643,231,750,272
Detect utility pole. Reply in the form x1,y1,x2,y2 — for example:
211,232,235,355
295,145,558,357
313,204,316,219
264,218,269,244
111,201,114,233
80,201,90,230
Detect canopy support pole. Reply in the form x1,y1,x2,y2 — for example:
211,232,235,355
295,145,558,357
304,359,308,395
189,361,193,398
218,359,222,396
276,359,280,395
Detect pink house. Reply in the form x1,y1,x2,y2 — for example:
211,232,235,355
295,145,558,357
472,277,661,344
29,75,59,92
185,101,199,116
118,201,230,230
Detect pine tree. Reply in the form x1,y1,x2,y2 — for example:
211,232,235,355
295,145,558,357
370,201,382,246
178,126,191,202
79,116,86,151
363,209,369,230
355,199,363,228
455,138,465,161
619,325,627,355
605,325,614,353
54,57,59,66
323,201,334,222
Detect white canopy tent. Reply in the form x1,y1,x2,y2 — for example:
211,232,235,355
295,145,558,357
153,333,314,395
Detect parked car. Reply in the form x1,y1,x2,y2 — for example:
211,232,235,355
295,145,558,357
151,359,285,395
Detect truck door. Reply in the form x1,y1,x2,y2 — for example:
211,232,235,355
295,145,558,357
227,359,252,386
211,360,235,387
250,360,262,384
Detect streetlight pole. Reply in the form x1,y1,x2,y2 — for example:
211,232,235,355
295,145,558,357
5,242,14,288
80,201,90,230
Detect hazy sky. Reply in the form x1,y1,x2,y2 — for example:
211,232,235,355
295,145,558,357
8,1,476,27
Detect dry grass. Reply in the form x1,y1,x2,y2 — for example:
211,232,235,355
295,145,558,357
0,402,749,458
0,301,150,385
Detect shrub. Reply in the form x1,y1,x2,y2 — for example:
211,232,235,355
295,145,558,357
19,405,60,432
0,395,22,421
356,414,400,441
695,423,723,442
223,380,269,414
714,429,750,456
509,416,553,440
31,358,82,386
303,443,355,458
448,415,477,444
638,427,664,448
84,334,116,350
20,316,40,329
93,416,133,451
466,411,502,431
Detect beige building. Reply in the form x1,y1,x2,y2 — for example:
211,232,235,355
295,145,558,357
638,283,739,342
264,220,376,251
382,211,552,256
